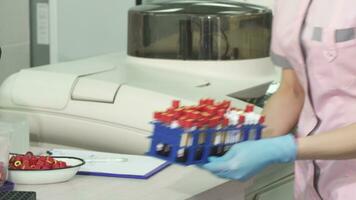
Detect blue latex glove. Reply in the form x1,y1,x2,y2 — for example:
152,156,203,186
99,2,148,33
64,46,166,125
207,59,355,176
202,134,297,181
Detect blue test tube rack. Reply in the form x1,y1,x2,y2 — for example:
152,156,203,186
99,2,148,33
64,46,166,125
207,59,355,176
147,122,264,165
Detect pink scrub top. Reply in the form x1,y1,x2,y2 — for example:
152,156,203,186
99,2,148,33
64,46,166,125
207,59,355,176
270,0,356,199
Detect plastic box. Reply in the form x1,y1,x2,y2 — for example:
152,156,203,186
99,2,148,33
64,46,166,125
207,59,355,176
148,121,263,165
0,131,10,187
147,99,265,165
0,113,29,154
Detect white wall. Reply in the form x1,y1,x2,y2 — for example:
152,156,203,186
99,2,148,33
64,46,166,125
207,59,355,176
0,0,30,83
49,0,272,64
51,0,136,63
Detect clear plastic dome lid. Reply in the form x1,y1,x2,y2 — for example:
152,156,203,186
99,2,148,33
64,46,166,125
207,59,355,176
128,0,272,60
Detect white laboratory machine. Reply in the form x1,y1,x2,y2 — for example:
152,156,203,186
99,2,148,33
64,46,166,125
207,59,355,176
0,1,275,155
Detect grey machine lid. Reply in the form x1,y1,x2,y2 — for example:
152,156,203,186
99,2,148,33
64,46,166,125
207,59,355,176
128,0,272,60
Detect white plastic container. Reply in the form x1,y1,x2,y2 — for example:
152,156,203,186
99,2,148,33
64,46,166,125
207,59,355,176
0,130,10,187
0,113,29,154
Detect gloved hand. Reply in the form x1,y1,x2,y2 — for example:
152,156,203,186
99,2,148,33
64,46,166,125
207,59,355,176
201,134,297,181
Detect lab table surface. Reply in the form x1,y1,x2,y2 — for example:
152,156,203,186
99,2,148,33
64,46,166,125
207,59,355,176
13,145,248,200
15,164,225,200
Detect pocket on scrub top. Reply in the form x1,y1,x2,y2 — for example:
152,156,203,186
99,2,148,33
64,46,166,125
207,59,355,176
331,27,356,90
334,27,356,49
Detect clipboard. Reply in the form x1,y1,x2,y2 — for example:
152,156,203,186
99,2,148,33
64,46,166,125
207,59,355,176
49,149,170,179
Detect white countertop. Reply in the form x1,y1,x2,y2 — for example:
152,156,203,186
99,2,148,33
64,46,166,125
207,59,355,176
15,164,223,200
13,144,249,200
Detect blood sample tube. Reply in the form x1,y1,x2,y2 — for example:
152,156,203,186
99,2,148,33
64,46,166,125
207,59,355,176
172,100,180,109
177,119,195,162
245,104,254,113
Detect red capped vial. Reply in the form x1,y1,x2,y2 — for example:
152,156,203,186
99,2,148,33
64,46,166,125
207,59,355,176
238,115,246,124
154,112,163,121
222,118,229,127
172,100,180,109
205,98,214,105
258,116,266,124
208,116,220,128
245,104,254,113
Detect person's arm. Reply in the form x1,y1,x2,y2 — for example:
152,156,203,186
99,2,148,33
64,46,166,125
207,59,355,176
297,124,356,160
201,68,303,181
265,69,356,160
262,68,305,137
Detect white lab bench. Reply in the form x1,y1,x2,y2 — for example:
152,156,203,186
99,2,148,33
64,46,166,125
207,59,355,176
15,165,226,200
12,144,250,200
12,145,294,200
13,159,294,200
